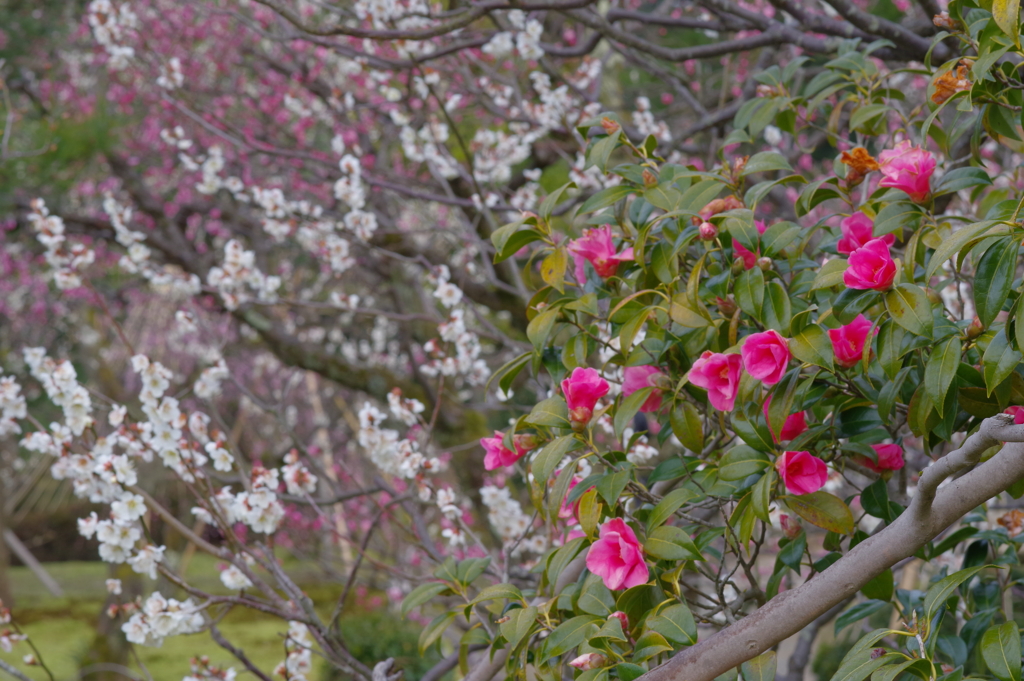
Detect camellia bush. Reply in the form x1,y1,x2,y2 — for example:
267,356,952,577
5,0,1024,680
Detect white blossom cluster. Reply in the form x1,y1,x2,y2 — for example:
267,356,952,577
399,119,461,179
206,239,282,310
102,193,202,297
122,592,204,646
274,622,315,681
353,0,434,31
156,57,184,89
622,427,660,465
86,0,137,69
219,555,254,590
26,199,95,290
480,485,546,554
0,372,26,437
332,154,379,241
632,96,672,143
420,268,489,386
471,127,542,184
282,450,318,496
194,358,229,400
356,402,441,479
387,388,425,426
24,347,93,436
481,11,544,60
195,146,226,195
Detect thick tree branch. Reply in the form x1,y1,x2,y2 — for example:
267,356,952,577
640,414,1024,681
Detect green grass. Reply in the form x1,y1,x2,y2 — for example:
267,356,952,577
1,559,433,681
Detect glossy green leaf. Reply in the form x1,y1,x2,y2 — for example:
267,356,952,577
790,324,835,371
785,491,854,534
401,582,450,617
925,337,961,416
419,611,456,654
527,397,569,427
644,525,702,561
981,621,1021,681
885,284,933,338
615,387,655,439
741,651,777,681
647,488,698,532
670,401,704,453
647,603,698,646
983,329,1022,396
719,445,771,481
500,605,538,649
531,435,581,486
541,615,601,660
975,237,1018,327
923,565,987,622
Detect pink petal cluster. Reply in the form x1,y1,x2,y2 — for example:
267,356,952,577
762,396,809,442
776,451,828,495
1005,406,1024,425
733,220,768,270
878,141,936,203
622,365,666,412
688,352,742,411
585,518,648,591
568,226,634,282
857,444,905,473
828,315,875,368
837,213,894,255
480,431,529,470
843,239,896,291
741,330,790,385
562,367,610,425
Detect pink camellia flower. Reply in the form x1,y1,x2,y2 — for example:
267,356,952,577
733,219,768,270
622,365,666,412
1005,406,1024,425
585,518,648,591
480,431,528,470
877,141,936,203
569,653,609,671
688,351,743,411
568,226,634,282
561,367,610,425
837,213,894,255
776,451,828,495
828,315,875,368
762,396,808,442
857,444,905,473
844,239,897,291
741,330,790,386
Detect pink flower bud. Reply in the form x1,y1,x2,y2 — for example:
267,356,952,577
699,221,718,240
562,367,610,426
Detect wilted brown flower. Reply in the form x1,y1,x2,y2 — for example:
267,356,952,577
932,61,972,105
840,147,881,188
933,11,959,30
998,509,1024,536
